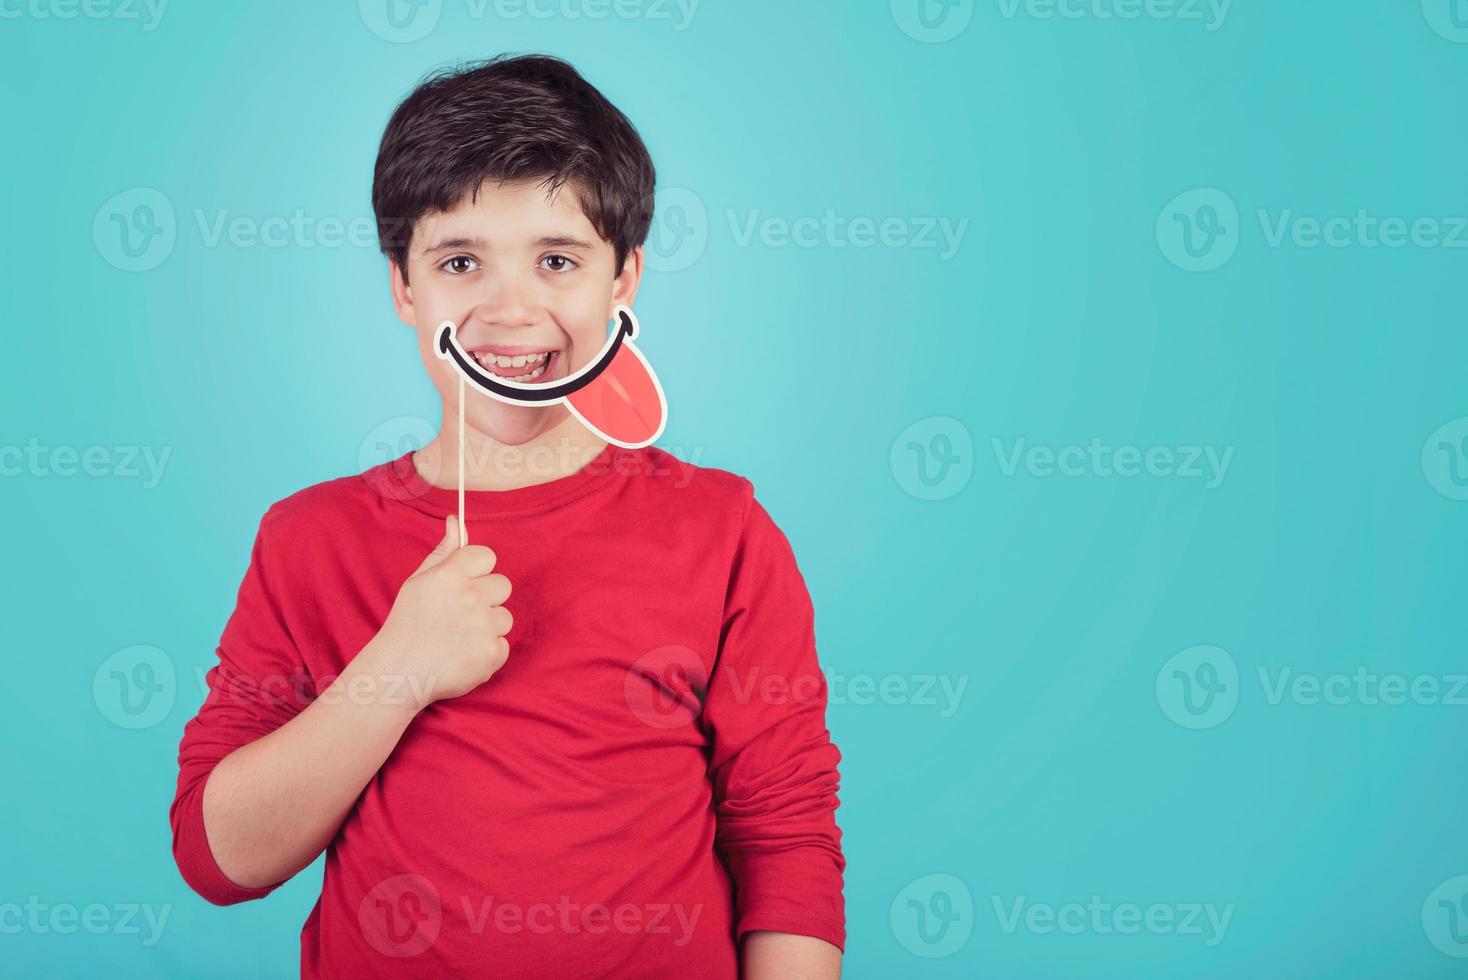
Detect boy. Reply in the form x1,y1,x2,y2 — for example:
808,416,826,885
169,54,845,978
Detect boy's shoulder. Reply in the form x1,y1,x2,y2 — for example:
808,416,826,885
253,468,384,541
629,447,754,504
622,447,766,542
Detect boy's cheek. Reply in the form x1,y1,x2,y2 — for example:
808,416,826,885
413,327,458,391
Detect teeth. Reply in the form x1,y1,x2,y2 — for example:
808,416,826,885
472,351,552,373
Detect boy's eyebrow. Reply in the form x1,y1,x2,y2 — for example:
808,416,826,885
418,234,597,256
420,236,488,256
536,235,596,250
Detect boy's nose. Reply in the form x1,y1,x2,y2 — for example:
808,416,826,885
466,280,541,331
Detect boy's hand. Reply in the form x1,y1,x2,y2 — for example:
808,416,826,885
369,515,513,711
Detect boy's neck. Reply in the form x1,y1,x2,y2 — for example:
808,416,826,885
413,412,610,492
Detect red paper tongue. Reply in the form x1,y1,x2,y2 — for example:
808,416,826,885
565,341,667,448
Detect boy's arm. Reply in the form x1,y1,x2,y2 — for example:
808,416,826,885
171,514,510,902
194,642,421,893
742,931,843,979
703,490,846,968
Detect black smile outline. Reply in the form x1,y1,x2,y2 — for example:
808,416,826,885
435,310,636,404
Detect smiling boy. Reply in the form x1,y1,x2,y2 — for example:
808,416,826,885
169,55,845,979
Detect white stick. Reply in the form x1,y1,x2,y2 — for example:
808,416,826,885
457,374,467,548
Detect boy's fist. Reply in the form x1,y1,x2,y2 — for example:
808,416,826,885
370,515,513,711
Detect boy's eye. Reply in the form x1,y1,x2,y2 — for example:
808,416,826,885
540,254,577,273
441,255,479,274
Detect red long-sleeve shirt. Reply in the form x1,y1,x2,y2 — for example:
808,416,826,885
169,445,844,978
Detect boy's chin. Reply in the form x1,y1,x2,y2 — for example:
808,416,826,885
463,400,569,447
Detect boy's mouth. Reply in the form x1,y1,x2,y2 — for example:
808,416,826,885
465,346,561,384
435,310,637,406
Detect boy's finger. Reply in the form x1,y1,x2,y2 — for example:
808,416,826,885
441,543,498,578
475,573,512,607
413,515,461,575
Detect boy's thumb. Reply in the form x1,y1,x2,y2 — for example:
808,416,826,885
414,515,461,574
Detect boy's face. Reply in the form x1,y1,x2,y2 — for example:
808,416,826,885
390,177,642,446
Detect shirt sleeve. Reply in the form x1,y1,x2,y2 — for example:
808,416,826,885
168,510,314,905
703,490,846,952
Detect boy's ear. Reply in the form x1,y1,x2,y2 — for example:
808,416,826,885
389,259,416,329
610,244,644,314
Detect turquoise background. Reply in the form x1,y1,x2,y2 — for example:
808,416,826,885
4,1,1468,976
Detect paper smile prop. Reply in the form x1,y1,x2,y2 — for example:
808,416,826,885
434,305,668,449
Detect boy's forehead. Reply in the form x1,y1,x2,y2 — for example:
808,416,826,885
416,177,598,244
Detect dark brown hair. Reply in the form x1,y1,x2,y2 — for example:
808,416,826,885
372,54,656,280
